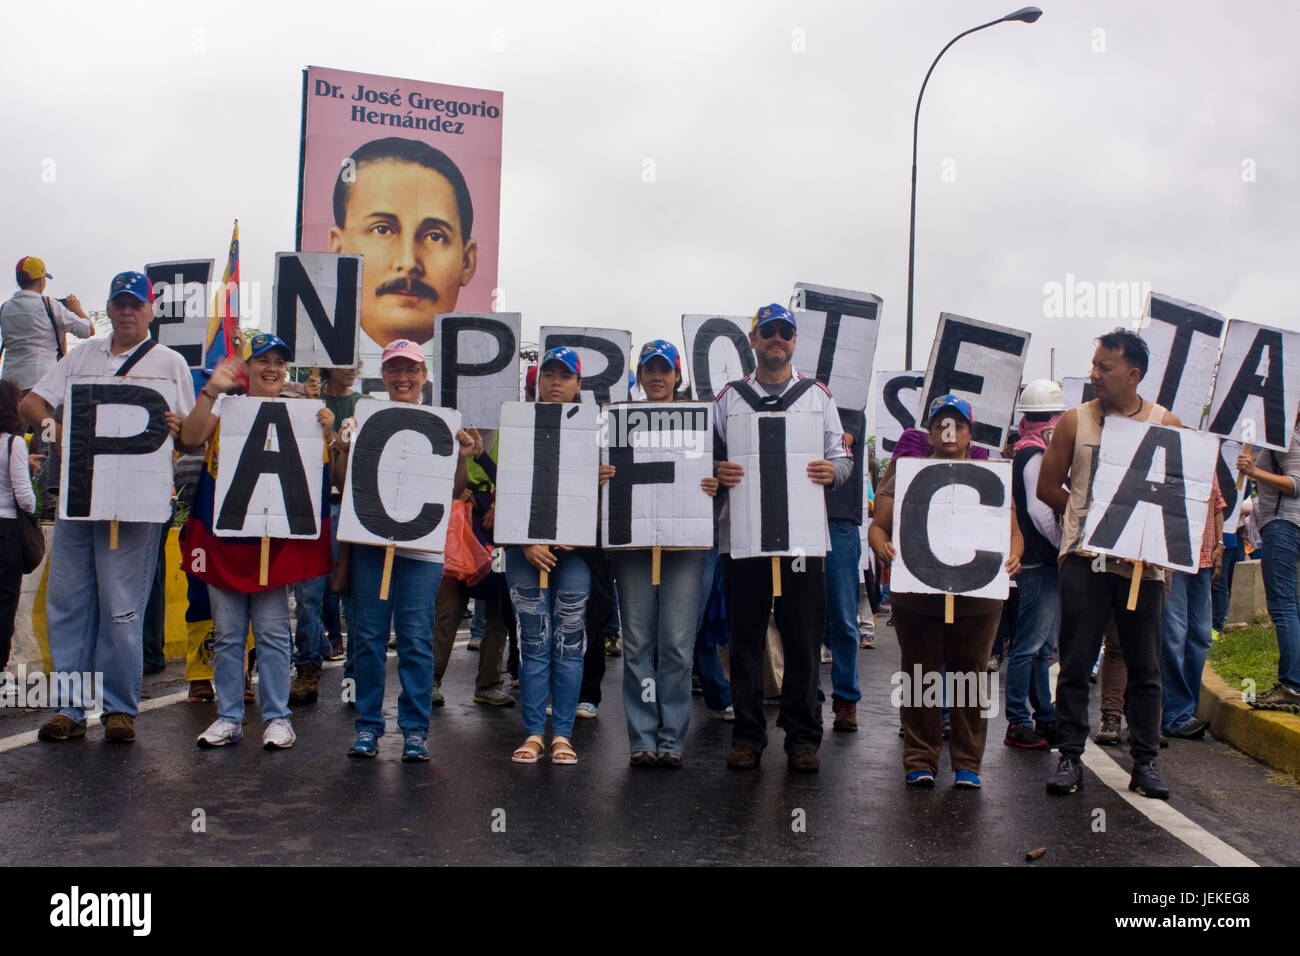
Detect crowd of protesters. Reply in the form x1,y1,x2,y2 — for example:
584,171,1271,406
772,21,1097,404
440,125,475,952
3,258,1298,800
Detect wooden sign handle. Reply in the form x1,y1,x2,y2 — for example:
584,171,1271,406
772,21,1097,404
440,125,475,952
539,568,549,590
944,593,954,624
1237,444,1252,490
651,546,661,586
109,520,119,551
379,544,394,600
1127,560,1143,610
771,556,782,597
259,536,270,586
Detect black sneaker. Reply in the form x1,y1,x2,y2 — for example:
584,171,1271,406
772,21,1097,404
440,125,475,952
1004,723,1047,749
1035,719,1059,747
1128,761,1170,800
1162,718,1207,740
1250,682,1300,713
1046,754,1083,795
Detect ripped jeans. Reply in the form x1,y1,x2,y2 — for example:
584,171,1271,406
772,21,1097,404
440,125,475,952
505,546,590,739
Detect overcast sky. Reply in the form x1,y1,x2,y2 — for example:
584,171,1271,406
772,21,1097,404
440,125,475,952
5,0,1297,388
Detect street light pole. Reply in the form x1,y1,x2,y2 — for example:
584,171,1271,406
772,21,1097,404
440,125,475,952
904,6,1043,369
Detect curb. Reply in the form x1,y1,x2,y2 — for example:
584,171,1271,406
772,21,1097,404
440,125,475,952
1200,664,1300,783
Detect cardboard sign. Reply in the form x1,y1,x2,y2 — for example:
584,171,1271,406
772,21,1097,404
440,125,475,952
683,314,755,402
599,403,713,548
337,402,462,552
495,401,600,546
211,397,326,538
919,313,1030,451
1205,319,1300,452
1137,293,1226,428
891,458,1011,599
1214,439,1245,534
1082,417,1218,574
432,312,521,428
273,252,362,369
1061,376,1096,410
790,282,883,411
540,327,632,405
60,375,178,523
726,409,826,559
874,370,925,455
145,259,215,369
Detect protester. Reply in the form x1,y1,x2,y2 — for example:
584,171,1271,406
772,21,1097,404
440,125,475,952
713,304,851,774
1038,329,1180,799
0,380,36,678
320,366,365,659
509,346,610,766
823,404,867,732
178,335,334,749
1,257,95,392
22,271,193,743
1003,379,1065,749
1238,437,1300,712
1211,494,1247,637
870,395,1023,788
614,340,718,767
331,339,478,760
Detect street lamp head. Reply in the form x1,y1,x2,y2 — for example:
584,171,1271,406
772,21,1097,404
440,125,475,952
1004,6,1043,22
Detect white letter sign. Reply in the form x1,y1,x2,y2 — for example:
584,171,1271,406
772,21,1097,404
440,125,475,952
495,401,600,546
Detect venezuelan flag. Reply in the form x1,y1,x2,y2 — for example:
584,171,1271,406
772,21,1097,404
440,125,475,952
192,221,241,395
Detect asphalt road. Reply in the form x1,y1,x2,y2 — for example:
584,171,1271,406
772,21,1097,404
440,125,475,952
2,618,1297,867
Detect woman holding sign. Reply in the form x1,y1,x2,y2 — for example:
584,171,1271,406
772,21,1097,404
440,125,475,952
612,340,719,767
509,346,612,766
868,395,1023,789
179,334,335,750
329,340,479,762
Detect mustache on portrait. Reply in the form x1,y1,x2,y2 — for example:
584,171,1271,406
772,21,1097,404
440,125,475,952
375,277,439,301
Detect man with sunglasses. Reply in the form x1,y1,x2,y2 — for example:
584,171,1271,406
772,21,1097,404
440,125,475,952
713,303,852,773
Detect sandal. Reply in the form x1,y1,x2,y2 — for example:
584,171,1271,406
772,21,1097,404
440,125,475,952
511,734,545,764
550,736,578,766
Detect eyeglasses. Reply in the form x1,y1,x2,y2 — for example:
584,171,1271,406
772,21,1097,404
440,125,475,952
758,322,795,341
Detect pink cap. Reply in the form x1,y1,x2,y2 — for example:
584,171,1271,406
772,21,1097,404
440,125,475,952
381,339,427,366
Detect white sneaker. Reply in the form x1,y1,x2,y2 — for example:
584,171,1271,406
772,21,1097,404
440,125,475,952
262,718,296,750
576,702,598,719
197,718,243,748
710,705,736,722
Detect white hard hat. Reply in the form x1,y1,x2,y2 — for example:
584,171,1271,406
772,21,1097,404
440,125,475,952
1020,379,1066,413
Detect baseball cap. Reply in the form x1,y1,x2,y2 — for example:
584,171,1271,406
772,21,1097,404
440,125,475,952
108,271,153,304
636,339,681,371
751,303,796,332
381,339,427,366
15,256,51,282
928,393,973,424
248,333,292,362
540,346,581,375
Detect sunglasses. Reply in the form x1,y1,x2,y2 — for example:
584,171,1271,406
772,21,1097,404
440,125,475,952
758,322,795,341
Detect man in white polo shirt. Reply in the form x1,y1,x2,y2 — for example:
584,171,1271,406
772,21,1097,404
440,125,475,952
0,256,96,392
20,271,194,744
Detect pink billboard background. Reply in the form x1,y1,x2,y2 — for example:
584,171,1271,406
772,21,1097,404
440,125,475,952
297,65,503,371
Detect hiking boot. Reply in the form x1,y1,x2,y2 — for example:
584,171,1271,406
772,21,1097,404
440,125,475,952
1128,761,1170,800
289,664,321,706
787,745,820,774
604,635,622,657
38,714,86,741
726,744,761,770
1094,714,1122,746
103,713,136,743
473,686,516,707
1250,682,1300,713
831,699,858,732
188,679,215,702
466,638,481,651
1045,754,1083,795
1004,722,1047,749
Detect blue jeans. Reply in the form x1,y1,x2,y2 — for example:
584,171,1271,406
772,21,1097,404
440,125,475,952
208,584,292,723
350,545,442,738
1211,537,1244,632
470,599,485,643
693,546,731,711
506,546,589,739
613,549,706,754
1260,520,1300,691
823,520,862,703
46,518,163,723
1160,568,1213,731
292,574,331,668
1005,563,1060,727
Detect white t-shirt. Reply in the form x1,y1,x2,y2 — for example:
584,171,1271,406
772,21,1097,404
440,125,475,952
30,333,196,419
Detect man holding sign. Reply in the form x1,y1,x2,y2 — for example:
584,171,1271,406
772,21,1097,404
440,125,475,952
713,304,850,774
21,271,193,744
1038,329,1181,799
